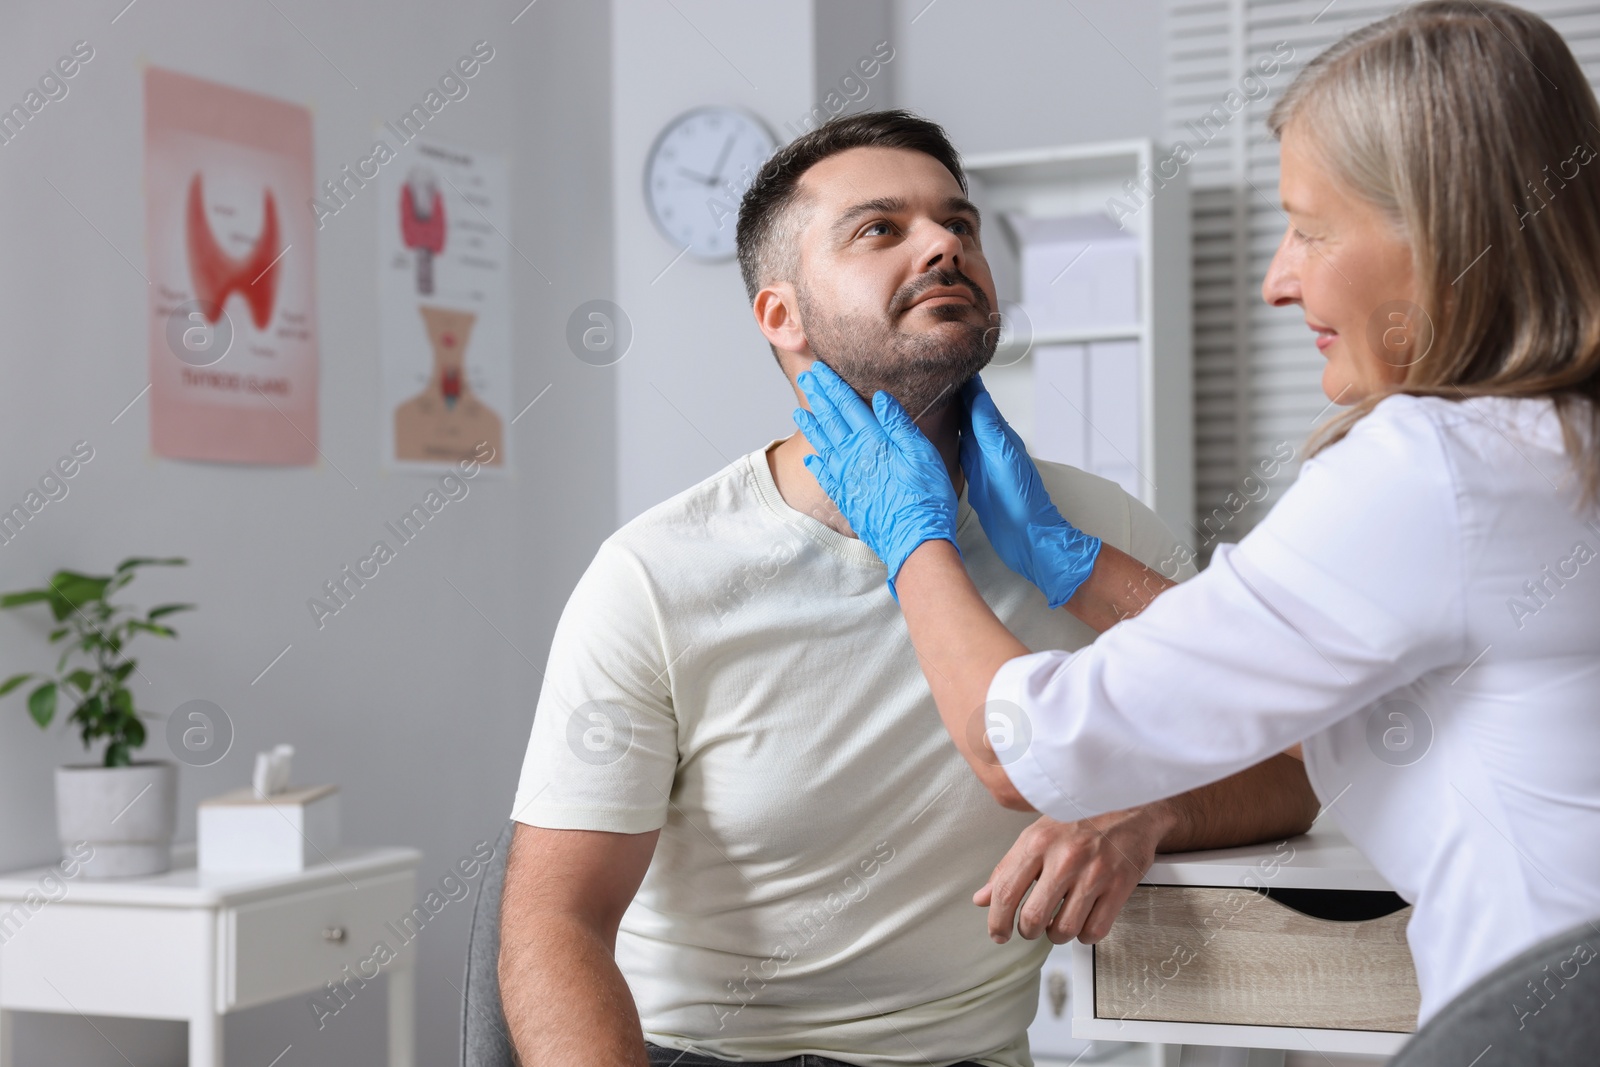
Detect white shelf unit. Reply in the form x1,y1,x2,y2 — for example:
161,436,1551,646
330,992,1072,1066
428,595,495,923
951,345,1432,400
965,140,1194,541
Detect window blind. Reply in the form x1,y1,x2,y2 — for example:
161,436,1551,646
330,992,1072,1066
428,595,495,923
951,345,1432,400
1164,0,1600,554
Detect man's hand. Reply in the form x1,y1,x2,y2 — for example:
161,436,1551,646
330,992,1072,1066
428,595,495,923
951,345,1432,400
977,806,1170,945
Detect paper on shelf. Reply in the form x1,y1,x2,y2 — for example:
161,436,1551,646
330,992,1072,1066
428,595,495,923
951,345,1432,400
1034,340,1145,504
1006,211,1139,336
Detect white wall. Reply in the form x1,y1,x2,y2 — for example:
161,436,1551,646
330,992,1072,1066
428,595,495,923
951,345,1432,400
0,1,613,1064
894,0,1166,153
613,1,815,522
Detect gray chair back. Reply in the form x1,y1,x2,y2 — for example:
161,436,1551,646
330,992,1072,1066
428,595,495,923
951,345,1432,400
1392,917,1600,1066
461,820,517,1067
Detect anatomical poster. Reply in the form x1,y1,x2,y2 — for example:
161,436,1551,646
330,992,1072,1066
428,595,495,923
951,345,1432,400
144,67,318,465
378,136,510,472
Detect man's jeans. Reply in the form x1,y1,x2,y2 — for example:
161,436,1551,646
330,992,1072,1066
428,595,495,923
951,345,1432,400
645,1042,988,1066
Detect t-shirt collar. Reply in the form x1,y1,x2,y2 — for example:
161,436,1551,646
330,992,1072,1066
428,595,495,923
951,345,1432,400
747,436,975,568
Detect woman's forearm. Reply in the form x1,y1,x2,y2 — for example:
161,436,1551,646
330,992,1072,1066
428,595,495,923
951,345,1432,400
1064,543,1178,632
895,539,1179,811
894,539,1035,809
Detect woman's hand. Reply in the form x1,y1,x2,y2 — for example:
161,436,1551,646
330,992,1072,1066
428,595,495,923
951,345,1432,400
793,362,960,595
960,375,1102,609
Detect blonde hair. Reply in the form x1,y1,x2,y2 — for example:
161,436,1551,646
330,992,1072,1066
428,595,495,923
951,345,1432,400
1269,0,1600,504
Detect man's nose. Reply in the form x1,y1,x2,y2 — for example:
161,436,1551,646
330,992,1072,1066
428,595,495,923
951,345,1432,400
916,220,963,272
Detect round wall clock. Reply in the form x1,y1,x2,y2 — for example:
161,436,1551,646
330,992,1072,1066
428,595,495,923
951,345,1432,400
644,106,776,261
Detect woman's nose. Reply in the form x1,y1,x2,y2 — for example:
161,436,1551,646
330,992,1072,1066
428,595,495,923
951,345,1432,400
1261,226,1302,308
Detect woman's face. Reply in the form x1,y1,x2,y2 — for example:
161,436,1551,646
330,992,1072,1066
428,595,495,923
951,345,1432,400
1262,122,1421,404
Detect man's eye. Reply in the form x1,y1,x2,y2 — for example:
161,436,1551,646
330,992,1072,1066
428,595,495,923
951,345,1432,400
948,219,973,235
862,221,894,237
1293,227,1317,244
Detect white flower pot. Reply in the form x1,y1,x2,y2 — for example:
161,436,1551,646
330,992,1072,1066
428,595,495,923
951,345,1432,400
54,761,177,878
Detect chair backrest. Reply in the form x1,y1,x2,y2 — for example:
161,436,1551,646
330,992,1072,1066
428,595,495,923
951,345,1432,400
460,820,518,1067
1391,916,1600,1066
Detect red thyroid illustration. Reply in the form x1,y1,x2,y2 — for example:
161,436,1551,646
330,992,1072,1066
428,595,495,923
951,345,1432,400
400,179,446,295
185,173,282,330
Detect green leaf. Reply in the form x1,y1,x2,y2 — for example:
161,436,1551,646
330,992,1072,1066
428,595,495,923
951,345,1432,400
0,672,33,698
47,626,70,642
113,661,136,683
123,715,146,748
146,603,195,621
27,682,57,729
115,557,187,574
74,694,104,730
65,669,95,693
126,620,177,639
0,589,52,609
49,574,111,612
104,741,130,768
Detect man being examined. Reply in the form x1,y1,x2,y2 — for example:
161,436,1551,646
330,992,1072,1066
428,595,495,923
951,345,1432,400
499,110,1318,1067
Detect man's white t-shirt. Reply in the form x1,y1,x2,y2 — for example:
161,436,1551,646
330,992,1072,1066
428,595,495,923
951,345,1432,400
512,439,1193,1066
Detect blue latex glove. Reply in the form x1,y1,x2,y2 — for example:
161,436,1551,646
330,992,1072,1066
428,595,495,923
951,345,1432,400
792,362,960,596
960,375,1102,609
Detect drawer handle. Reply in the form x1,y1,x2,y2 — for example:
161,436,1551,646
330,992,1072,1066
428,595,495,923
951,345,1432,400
1264,888,1408,922
322,926,347,943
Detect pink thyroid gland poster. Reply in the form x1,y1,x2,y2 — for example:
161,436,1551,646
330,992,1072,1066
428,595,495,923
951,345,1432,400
378,137,510,473
144,67,318,465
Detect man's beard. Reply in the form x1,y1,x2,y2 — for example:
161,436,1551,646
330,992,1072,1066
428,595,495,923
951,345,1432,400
799,267,997,419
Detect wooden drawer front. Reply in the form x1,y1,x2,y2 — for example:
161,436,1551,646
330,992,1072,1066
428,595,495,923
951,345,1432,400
224,871,415,1009
1095,886,1420,1032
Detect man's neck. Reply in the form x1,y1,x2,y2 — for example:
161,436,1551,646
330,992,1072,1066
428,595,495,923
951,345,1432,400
768,400,964,539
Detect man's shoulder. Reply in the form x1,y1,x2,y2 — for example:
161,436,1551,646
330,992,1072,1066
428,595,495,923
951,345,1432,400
1028,457,1135,542
607,449,766,552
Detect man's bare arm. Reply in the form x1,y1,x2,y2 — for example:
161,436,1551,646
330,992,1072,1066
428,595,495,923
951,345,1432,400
498,822,659,1067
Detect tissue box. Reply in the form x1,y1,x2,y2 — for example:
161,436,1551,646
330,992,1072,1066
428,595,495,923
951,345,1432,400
197,785,340,873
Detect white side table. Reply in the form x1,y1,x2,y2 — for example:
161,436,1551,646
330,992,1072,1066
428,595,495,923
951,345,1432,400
0,843,421,1067
1070,821,1416,1061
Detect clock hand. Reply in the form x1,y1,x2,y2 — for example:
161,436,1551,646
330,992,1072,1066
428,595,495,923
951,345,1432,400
708,133,736,186
678,165,716,185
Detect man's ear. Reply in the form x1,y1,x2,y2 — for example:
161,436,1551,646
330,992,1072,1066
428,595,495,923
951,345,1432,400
752,282,808,358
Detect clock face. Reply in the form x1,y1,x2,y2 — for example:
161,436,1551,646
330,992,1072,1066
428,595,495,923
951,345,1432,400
644,107,776,261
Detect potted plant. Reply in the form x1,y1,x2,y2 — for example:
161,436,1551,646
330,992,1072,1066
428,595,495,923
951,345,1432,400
0,558,193,878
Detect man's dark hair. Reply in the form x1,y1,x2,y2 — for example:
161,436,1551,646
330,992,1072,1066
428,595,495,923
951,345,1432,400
735,109,966,302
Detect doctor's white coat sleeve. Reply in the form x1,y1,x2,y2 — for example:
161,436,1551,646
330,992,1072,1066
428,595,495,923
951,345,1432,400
993,395,1470,821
